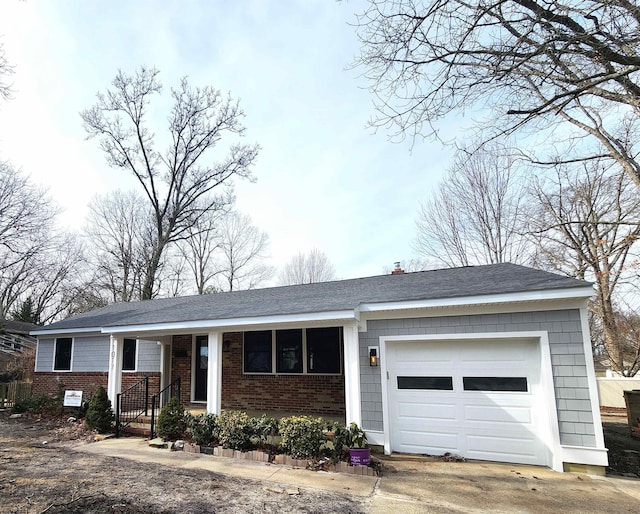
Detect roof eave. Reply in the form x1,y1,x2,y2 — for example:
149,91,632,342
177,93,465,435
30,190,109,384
358,286,594,313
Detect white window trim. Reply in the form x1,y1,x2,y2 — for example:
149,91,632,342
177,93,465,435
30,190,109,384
52,337,74,372
122,338,138,373
242,328,343,376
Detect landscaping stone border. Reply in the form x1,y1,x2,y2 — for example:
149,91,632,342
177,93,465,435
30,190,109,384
182,442,377,476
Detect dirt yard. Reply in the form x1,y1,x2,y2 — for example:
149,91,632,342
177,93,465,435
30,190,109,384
1,411,638,514
603,418,640,478
0,412,366,514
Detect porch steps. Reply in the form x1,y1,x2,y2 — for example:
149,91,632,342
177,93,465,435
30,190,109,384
121,421,152,437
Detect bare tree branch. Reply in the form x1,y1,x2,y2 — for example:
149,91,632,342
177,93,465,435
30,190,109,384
81,67,259,299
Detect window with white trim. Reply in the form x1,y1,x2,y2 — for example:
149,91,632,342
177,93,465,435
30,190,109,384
53,337,72,371
122,338,137,371
243,327,342,375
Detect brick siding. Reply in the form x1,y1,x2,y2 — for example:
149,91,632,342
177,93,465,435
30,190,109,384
32,372,160,400
220,332,345,417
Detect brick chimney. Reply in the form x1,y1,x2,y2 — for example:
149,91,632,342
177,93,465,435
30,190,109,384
391,261,404,274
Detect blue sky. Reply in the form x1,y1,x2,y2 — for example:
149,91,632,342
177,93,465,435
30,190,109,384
0,1,456,281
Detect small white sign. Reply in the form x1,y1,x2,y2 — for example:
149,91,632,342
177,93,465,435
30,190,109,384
63,390,83,407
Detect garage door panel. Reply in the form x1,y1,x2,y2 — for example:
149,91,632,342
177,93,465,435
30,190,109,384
398,430,459,454
388,338,545,467
464,404,533,424
397,402,458,421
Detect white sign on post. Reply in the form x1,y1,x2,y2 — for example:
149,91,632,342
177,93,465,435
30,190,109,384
63,390,83,407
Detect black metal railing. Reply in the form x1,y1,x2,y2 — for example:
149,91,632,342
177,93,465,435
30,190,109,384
150,377,181,439
115,376,149,437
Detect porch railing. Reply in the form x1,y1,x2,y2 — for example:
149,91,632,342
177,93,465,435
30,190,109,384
115,376,149,437
150,377,181,439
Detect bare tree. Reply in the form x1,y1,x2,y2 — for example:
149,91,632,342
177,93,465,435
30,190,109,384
591,307,640,377
178,202,225,294
414,143,530,267
85,191,154,302
214,212,273,292
278,248,336,285
0,42,13,101
81,67,259,299
0,163,83,323
354,1,640,188
179,209,272,293
530,161,640,376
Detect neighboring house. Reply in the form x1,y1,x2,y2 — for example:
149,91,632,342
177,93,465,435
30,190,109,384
1,319,37,373
31,263,607,473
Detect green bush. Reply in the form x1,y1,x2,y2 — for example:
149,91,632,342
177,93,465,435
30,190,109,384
279,416,325,459
11,394,59,415
247,414,278,448
186,412,219,447
321,421,350,461
85,386,114,433
157,396,186,440
348,422,368,448
217,410,252,450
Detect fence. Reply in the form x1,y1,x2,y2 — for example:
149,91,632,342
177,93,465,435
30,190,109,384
597,377,640,408
0,381,32,408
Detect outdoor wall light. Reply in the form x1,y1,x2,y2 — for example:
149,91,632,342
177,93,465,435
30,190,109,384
369,347,379,367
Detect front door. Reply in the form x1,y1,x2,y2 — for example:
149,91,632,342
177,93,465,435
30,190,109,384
194,336,208,402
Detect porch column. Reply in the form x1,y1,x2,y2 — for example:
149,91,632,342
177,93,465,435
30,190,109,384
107,335,123,408
343,324,362,427
206,331,223,415
158,337,172,392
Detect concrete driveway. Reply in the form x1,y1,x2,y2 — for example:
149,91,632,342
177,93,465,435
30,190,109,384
371,457,640,513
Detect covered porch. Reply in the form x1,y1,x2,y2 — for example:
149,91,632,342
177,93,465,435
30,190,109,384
106,321,362,428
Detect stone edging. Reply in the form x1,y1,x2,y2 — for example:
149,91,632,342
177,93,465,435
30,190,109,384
183,443,377,476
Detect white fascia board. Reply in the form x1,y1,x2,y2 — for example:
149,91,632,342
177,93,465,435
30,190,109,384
31,327,102,337
100,310,357,335
359,286,594,313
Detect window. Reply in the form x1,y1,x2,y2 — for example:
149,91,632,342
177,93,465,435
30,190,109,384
276,329,303,373
397,376,453,390
243,327,342,375
123,338,137,371
307,327,341,374
244,330,272,373
463,377,528,392
54,338,72,371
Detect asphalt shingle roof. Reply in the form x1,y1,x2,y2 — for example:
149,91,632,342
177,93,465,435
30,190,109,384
39,263,590,333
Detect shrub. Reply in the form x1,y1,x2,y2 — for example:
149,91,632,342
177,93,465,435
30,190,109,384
157,396,186,440
217,410,252,450
279,416,325,459
321,421,350,461
348,422,368,448
186,412,219,447
247,414,278,448
85,386,114,433
12,394,60,415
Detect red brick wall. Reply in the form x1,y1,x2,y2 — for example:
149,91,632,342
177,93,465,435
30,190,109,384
220,332,345,417
33,372,108,398
32,372,160,400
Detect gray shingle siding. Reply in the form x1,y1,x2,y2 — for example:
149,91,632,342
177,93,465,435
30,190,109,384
73,336,110,371
35,338,54,371
359,309,596,447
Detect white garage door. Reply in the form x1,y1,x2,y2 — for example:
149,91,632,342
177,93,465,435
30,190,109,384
387,339,547,466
